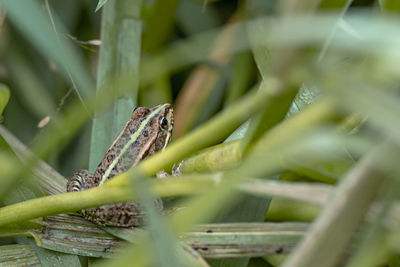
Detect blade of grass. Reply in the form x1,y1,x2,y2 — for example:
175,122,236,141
341,156,400,267
89,0,142,171
0,83,10,117
96,0,109,12
239,179,333,205
282,143,394,267
0,152,21,198
0,244,40,266
223,52,255,106
133,174,181,267
25,238,81,267
0,125,66,195
37,215,123,258
266,198,321,222
185,223,307,258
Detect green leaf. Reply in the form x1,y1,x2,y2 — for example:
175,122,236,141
134,175,181,266
0,130,14,154
185,223,307,258
224,52,255,106
27,239,81,267
95,0,109,12
0,83,10,118
241,83,298,153
0,125,67,195
0,241,81,267
266,198,321,222
0,152,20,198
0,244,40,266
37,215,123,258
89,0,142,171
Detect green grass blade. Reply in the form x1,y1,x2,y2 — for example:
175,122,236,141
89,0,142,171
0,125,66,195
96,0,109,12
27,239,81,267
0,83,10,117
0,244,40,266
282,144,394,267
186,223,307,258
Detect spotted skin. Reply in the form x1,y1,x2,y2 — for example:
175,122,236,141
67,104,173,227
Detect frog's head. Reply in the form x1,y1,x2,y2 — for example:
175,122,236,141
130,103,174,157
149,103,174,151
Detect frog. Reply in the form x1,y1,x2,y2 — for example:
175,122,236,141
66,103,174,227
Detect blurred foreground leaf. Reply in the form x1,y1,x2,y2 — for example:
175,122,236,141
0,83,10,118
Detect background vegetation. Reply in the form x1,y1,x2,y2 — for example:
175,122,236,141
0,0,400,266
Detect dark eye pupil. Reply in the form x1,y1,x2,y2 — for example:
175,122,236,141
161,118,168,129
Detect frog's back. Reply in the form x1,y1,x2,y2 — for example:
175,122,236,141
93,106,165,184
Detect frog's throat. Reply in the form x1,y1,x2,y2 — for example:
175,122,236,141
99,105,166,185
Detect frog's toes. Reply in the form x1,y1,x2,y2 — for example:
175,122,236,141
156,171,170,178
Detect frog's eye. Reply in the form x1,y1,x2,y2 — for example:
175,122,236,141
160,117,169,130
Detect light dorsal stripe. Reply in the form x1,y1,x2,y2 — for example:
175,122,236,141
99,105,165,185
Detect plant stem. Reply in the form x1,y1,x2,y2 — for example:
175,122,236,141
0,174,217,227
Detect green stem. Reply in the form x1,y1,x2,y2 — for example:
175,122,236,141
0,174,217,227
